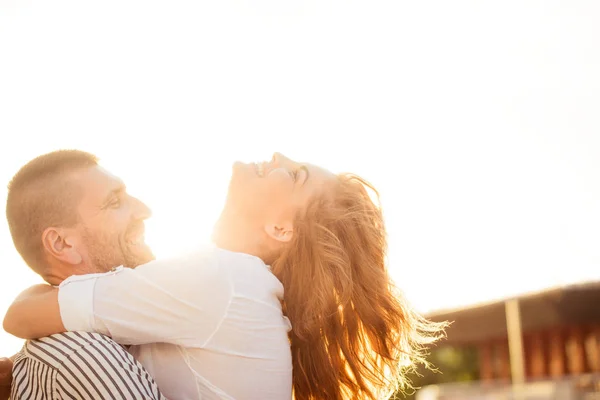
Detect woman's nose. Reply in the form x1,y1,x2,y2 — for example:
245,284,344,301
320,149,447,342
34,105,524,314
272,152,291,167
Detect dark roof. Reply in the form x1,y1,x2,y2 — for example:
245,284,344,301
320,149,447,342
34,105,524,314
425,280,600,345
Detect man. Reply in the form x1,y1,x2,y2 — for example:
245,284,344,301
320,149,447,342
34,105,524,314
1,150,166,399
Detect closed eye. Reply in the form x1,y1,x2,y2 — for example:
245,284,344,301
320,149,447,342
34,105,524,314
103,197,122,209
288,169,299,181
102,185,126,209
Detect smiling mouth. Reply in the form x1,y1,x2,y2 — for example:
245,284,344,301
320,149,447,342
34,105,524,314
125,223,146,246
128,235,145,246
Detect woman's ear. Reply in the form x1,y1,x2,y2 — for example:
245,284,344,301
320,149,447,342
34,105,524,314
264,222,294,243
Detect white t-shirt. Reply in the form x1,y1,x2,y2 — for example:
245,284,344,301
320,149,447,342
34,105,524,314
58,247,293,400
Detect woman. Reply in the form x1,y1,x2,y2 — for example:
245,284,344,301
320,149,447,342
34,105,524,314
5,153,445,400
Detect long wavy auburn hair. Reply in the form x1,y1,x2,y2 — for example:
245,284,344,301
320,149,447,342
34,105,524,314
270,173,446,400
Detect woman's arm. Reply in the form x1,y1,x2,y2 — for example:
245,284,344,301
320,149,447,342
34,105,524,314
5,251,232,346
3,284,65,339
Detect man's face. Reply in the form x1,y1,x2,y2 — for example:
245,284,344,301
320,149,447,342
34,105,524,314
73,166,154,271
223,152,334,238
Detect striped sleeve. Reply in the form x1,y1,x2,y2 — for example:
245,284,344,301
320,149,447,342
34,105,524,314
10,350,56,400
54,332,166,400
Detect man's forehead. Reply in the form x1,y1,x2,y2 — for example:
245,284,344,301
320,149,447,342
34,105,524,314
75,165,125,199
96,166,123,184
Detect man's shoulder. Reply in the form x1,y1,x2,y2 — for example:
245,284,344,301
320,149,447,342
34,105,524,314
22,331,123,369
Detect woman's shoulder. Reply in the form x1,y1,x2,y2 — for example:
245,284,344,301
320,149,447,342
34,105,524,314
215,248,270,272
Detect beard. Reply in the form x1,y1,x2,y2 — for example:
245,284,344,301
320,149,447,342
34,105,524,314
81,223,155,272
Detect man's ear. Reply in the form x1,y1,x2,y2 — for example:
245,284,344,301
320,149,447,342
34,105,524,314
264,221,294,243
41,227,83,265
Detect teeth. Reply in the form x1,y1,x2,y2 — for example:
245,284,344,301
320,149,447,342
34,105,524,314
256,162,265,177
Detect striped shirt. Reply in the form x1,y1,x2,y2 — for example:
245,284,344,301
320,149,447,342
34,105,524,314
11,331,166,400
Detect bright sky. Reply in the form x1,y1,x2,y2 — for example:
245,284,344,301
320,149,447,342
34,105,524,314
1,0,599,356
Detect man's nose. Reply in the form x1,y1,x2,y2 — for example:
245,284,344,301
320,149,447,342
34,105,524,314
131,196,152,220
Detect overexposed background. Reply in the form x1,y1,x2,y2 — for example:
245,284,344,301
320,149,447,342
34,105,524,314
1,0,599,355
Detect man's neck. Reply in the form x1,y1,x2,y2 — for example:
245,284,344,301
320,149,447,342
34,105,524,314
44,260,101,286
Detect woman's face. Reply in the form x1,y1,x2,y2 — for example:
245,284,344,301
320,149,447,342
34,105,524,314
224,152,336,242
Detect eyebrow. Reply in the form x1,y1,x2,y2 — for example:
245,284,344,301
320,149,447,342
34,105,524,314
299,166,309,186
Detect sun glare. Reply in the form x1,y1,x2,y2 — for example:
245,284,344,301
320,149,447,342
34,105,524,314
1,0,599,360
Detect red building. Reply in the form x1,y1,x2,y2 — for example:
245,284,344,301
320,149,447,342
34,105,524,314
415,281,600,399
